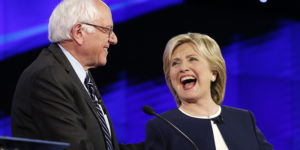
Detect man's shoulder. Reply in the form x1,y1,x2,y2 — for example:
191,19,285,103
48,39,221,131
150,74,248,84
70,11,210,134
18,44,69,84
28,44,66,72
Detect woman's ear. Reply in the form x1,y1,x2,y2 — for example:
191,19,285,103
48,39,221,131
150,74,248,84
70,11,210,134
71,24,84,45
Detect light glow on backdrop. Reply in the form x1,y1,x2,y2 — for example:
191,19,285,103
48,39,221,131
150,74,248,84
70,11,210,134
3,21,298,150
0,0,183,60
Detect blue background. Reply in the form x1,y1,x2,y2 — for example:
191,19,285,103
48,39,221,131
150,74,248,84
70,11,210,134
1,0,300,149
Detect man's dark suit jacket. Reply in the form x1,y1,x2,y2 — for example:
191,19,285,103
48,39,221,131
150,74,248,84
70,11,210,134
145,105,274,150
11,44,143,150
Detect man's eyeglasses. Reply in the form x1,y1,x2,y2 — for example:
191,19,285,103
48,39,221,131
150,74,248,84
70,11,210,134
81,22,113,38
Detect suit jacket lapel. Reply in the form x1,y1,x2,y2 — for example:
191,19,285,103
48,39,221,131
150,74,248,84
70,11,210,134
47,44,107,134
49,44,119,148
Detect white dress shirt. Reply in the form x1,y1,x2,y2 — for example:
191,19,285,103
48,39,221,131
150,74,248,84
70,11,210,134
58,44,111,135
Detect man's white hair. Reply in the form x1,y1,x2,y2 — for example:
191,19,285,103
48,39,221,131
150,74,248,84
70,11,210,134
48,0,100,43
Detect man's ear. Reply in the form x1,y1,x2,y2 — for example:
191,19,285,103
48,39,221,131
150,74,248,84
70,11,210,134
71,24,84,45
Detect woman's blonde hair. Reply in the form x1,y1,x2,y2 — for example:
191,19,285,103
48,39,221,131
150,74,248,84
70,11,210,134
163,33,226,106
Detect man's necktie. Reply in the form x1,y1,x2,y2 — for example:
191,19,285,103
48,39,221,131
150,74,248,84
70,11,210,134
84,73,114,150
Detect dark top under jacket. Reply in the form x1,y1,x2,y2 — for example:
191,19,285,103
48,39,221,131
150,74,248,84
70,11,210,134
145,105,273,150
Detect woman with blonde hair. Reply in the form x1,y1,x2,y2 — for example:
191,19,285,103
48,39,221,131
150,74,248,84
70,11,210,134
145,33,273,150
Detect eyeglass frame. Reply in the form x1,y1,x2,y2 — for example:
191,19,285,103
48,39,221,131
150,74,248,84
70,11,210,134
81,22,113,38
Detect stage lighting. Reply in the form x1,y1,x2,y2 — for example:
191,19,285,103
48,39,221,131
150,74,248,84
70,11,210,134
259,0,267,3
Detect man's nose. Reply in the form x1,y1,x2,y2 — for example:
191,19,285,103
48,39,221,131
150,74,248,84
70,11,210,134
109,31,118,45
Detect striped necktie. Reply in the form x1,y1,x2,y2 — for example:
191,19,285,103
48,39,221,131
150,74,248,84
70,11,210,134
84,73,114,150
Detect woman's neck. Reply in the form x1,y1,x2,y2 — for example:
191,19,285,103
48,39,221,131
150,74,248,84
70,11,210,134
179,99,219,117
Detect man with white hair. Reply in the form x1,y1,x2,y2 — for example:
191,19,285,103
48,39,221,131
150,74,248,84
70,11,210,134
11,0,143,149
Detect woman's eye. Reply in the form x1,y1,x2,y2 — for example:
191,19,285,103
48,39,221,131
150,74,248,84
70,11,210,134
189,57,198,61
171,61,178,66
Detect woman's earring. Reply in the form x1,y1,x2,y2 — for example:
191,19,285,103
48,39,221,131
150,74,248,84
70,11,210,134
211,76,216,82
